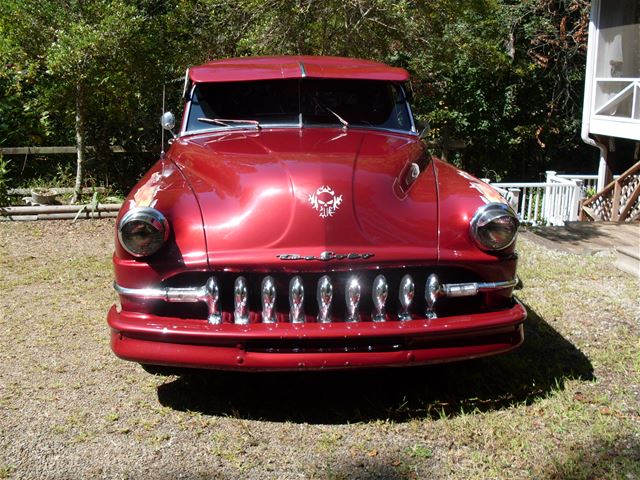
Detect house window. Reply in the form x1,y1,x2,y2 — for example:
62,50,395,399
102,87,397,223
593,0,640,120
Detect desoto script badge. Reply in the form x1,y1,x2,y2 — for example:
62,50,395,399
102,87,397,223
308,185,343,218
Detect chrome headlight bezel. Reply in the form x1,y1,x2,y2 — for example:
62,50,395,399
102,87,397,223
117,207,170,258
470,203,519,252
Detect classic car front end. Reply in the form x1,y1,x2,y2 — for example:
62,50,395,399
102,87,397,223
107,56,526,371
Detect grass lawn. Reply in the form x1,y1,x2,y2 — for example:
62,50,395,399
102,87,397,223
0,220,638,479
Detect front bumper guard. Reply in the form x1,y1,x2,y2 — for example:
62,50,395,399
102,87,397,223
114,274,520,324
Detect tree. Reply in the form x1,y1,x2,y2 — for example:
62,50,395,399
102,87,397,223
0,0,164,201
0,0,593,192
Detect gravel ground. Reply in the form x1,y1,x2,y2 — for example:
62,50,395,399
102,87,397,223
0,220,638,479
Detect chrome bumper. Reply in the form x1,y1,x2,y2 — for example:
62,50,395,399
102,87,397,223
114,273,519,325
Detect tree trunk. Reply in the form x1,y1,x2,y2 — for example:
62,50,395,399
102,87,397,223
71,81,87,204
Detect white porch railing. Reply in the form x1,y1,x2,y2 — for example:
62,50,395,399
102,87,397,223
556,174,598,191
555,174,620,193
485,171,586,226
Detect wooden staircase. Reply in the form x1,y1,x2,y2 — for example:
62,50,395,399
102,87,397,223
580,161,640,222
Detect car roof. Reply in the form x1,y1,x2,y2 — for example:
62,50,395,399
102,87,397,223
188,55,410,83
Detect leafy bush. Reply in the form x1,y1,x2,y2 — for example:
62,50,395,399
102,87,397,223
0,155,10,207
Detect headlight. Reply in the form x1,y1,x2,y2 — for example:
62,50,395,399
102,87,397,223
470,203,519,251
118,207,169,257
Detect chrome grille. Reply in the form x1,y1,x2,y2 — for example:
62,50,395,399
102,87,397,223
115,268,519,324
157,269,482,324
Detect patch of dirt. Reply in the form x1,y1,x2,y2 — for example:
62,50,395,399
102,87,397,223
522,221,639,255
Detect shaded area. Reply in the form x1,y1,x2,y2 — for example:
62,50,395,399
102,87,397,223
312,460,414,480
157,302,594,424
523,222,639,255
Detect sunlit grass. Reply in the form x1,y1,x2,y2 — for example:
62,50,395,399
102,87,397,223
0,222,638,479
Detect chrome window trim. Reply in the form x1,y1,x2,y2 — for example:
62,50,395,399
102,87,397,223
179,84,194,136
399,83,418,134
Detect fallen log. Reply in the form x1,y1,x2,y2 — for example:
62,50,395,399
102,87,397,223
7,187,108,196
0,211,119,221
0,204,122,216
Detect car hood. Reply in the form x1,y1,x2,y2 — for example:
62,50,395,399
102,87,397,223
169,128,438,269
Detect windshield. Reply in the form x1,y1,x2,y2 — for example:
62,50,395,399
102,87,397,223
185,79,414,133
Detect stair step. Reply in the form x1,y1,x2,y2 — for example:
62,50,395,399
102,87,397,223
615,245,640,278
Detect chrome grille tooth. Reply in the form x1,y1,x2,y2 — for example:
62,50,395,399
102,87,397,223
205,276,221,324
289,276,305,323
398,274,414,321
425,274,440,319
345,276,361,322
261,276,277,323
316,275,333,323
233,276,249,325
372,275,388,322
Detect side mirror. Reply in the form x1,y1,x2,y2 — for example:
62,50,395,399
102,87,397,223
161,111,176,131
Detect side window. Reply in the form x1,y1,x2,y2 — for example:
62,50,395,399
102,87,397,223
185,89,207,132
391,85,411,131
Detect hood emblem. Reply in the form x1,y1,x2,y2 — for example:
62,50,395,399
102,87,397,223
277,251,374,261
308,185,343,218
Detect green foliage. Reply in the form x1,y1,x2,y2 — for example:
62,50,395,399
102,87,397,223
0,155,11,207
406,0,592,180
0,0,594,192
20,162,75,190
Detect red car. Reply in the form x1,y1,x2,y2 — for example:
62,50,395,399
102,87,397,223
108,56,525,372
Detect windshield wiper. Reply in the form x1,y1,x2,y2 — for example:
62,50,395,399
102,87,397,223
197,117,261,130
312,98,349,130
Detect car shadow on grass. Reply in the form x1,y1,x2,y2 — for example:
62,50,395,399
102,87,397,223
156,302,594,424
